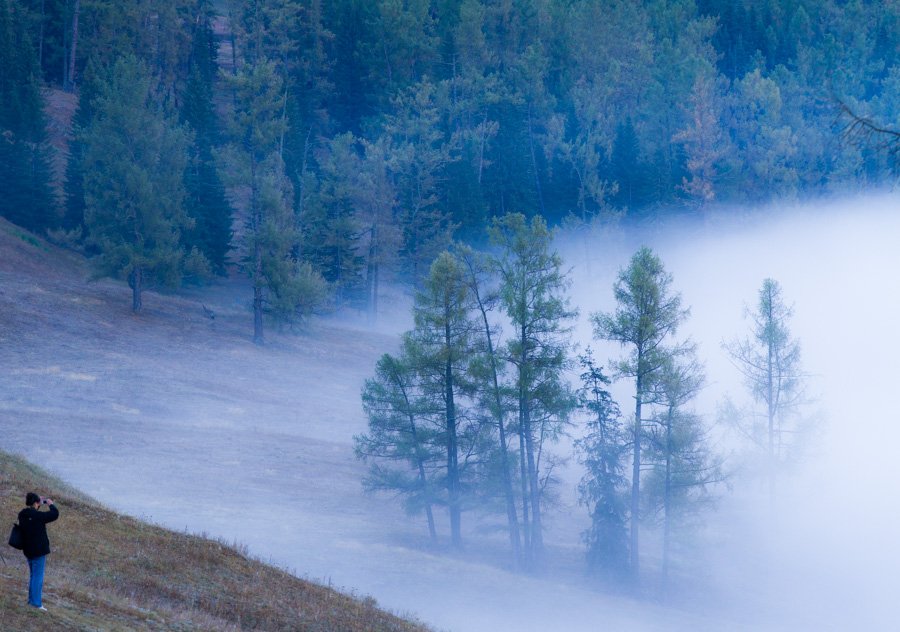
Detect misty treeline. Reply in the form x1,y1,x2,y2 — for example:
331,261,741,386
1,0,899,338
355,218,814,596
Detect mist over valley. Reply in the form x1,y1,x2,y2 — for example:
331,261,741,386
2,197,896,631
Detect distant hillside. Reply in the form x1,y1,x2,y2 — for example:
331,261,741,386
0,449,430,631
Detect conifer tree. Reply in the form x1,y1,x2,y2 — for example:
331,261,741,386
575,350,628,583
80,55,200,312
643,349,722,600
592,245,690,587
722,278,810,515
0,0,57,234
490,212,577,571
302,132,365,308
356,351,440,546
405,251,481,549
62,55,102,234
456,243,522,567
181,62,232,275
222,57,301,343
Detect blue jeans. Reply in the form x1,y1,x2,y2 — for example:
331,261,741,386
27,555,46,607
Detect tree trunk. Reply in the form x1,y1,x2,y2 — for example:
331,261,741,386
524,398,543,569
131,266,142,313
38,0,45,69
631,371,642,587
252,162,264,345
662,410,672,602
518,387,531,565
62,0,70,89
253,243,264,345
405,405,438,547
480,305,521,566
767,296,776,517
478,111,488,184
527,104,546,216
67,0,80,92
446,319,462,549
520,337,543,570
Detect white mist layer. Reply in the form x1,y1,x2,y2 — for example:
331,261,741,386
563,196,900,631
1,195,897,632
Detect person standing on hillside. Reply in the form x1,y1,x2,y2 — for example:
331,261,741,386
18,492,59,611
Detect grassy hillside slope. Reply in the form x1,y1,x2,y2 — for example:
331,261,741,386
0,450,429,631
0,219,429,630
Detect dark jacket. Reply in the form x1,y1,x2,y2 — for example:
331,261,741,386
18,504,59,560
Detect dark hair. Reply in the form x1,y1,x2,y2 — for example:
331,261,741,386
25,492,40,506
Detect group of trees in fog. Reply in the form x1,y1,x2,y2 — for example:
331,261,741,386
356,221,811,596
1,0,899,340
356,213,576,571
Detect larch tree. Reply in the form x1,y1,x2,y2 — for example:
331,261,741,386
356,350,440,547
490,212,577,572
722,278,809,516
456,243,521,567
643,348,723,601
80,55,203,313
592,245,689,587
405,251,480,549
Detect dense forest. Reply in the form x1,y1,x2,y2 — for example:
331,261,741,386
0,0,898,338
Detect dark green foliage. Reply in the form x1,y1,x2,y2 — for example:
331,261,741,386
0,0,57,234
490,212,577,570
610,118,648,213
181,65,232,275
62,56,102,233
575,350,629,582
302,132,366,308
592,245,691,583
80,55,200,311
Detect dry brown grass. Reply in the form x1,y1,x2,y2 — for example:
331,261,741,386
0,450,432,631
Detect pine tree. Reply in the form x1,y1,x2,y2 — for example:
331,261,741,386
62,55,102,233
80,55,199,312
222,57,302,343
643,349,722,600
181,64,232,275
405,251,481,549
456,243,522,567
302,132,365,309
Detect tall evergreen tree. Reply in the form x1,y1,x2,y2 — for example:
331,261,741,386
591,245,690,588
643,348,722,600
490,212,577,571
456,243,522,567
303,131,365,308
356,350,440,547
180,63,232,275
0,0,57,234
405,251,481,549
575,349,628,583
80,55,200,312
722,278,811,516
62,55,102,233
222,57,299,343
